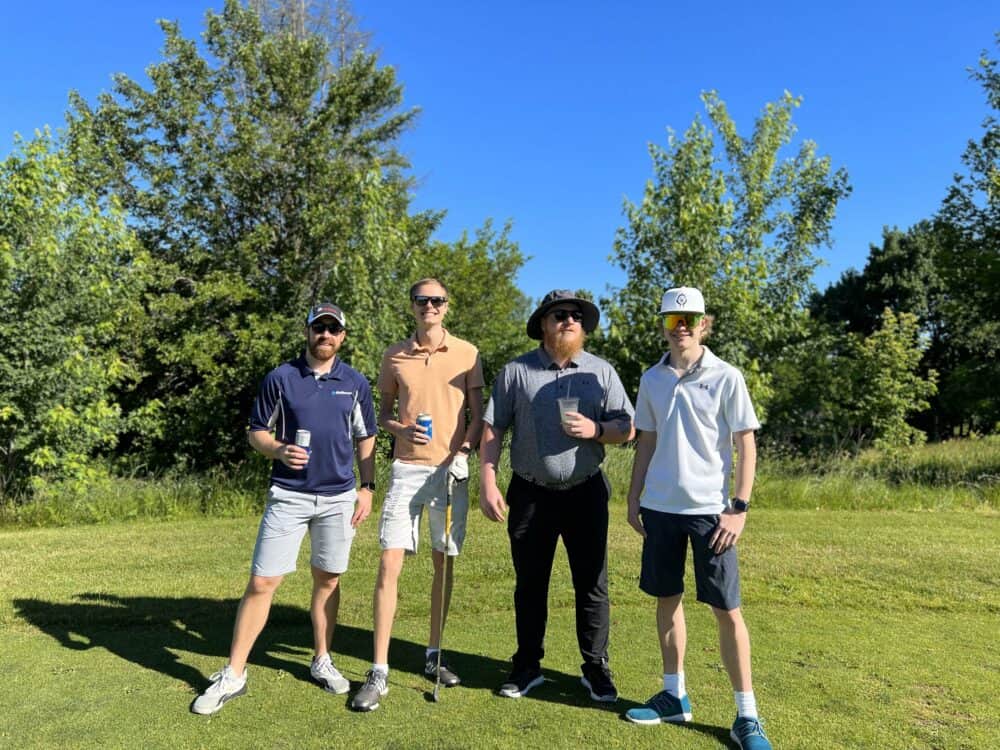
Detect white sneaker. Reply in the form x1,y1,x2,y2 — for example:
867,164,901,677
310,653,349,694
191,665,247,715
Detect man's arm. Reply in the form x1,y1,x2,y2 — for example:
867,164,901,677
709,429,757,553
351,434,376,527
460,386,485,452
563,364,634,443
478,422,507,522
731,428,756,501
625,430,656,537
561,411,633,443
378,388,430,445
248,428,308,470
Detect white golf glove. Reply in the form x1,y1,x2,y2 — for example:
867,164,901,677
448,453,469,483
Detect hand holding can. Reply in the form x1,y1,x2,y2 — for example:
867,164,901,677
412,412,432,444
294,429,312,466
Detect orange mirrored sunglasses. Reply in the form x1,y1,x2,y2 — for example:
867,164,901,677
662,313,704,330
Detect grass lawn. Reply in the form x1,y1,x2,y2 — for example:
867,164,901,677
2,500,998,749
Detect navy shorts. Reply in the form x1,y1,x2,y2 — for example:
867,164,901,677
638,508,741,611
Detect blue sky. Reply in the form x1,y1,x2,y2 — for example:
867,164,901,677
1,1,996,303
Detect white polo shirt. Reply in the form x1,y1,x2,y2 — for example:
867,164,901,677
634,346,760,515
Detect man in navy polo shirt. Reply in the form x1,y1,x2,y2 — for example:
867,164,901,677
192,302,377,716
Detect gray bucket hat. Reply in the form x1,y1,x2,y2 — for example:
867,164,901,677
526,289,599,340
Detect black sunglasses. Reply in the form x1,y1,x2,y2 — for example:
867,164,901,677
550,309,584,322
412,295,448,307
310,322,344,335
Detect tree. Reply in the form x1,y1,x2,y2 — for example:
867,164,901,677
766,310,936,452
934,34,1000,433
811,223,944,337
66,0,437,468
250,0,371,66
0,134,147,495
810,223,958,437
599,91,851,416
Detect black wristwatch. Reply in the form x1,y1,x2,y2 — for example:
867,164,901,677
360,481,376,492
458,444,473,455
731,497,750,513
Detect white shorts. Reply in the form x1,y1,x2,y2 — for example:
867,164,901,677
251,485,357,576
378,460,468,556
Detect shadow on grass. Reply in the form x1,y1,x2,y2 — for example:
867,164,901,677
637,719,734,747
13,593,637,714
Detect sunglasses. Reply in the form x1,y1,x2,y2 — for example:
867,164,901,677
412,295,448,307
663,313,704,330
310,322,344,335
550,309,584,322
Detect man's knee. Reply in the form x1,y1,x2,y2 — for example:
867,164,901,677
377,549,405,584
711,604,745,627
246,574,283,597
311,567,341,591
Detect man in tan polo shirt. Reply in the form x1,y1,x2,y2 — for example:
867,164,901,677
351,277,485,712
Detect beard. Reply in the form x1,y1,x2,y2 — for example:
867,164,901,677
545,329,585,360
308,338,341,361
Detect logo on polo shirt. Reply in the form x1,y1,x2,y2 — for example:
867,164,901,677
333,390,354,396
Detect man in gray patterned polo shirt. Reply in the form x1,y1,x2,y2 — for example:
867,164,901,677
479,289,634,703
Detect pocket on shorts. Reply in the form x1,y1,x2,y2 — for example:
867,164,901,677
260,489,299,535
343,493,357,541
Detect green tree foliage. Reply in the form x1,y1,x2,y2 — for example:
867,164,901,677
768,310,937,452
0,134,148,493
599,91,851,415
811,223,944,337
934,34,1000,433
65,0,438,468
818,37,1000,439
811,223,965,437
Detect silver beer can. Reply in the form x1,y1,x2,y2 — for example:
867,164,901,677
294,429,311,455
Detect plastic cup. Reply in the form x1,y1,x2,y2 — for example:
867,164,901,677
557,397,579,424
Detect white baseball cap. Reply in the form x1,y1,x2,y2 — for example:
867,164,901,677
659,286,705,314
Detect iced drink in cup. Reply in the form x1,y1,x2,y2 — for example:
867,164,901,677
557,397,579,425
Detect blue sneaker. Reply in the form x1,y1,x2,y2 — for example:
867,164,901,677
731,716,772,749
625,690,692,725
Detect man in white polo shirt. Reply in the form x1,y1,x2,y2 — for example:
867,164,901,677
623,287,772,750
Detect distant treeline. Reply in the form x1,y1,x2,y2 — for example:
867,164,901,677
1,2,996,498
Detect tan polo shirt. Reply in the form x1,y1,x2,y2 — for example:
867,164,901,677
377,330,485,466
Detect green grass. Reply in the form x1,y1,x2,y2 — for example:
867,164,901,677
2,495,998,749
4,437,998,528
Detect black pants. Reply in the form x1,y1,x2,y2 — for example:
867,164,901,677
506,471,610,670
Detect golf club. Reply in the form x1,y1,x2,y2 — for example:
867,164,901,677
432,473,454,703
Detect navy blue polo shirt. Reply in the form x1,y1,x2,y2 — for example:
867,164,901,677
249,355,376,495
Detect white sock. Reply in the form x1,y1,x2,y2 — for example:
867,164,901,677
663,672,685,697
372,663,389,676
426,647,439,659
735,690,758,718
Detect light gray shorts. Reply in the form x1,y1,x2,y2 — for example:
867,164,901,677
251,485,357,576
378,460,468,556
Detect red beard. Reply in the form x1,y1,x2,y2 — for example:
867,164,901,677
546,329,585,361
